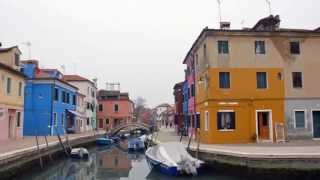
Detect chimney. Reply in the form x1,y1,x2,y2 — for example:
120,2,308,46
220,22,231,30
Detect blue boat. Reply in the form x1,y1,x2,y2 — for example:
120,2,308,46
128,138,145,152
96,138,114,145
145,142,203,176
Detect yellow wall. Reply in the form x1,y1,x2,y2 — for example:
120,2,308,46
196,68,285,144
0,47,21,71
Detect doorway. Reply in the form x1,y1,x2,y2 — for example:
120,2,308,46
256,110,272,142
8,115,15,139
312,111,320,138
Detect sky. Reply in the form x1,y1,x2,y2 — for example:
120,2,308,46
0,0,319,107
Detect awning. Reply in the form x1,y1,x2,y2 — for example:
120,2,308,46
67,110,85,118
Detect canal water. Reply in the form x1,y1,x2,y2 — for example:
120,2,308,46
13,143,241,180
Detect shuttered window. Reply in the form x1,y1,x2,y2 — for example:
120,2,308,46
217,111,235,130
219,72,230,89
294,111,305,128
218,41,229,54
257,72,267,89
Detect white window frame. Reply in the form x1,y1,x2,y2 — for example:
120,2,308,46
204,111,209,131
293,109,307,129
53,112,57,126
217,110,235,132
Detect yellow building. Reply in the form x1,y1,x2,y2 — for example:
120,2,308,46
187,15,320,144
0,46,25,140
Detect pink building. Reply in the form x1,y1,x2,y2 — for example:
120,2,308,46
97,90,134,131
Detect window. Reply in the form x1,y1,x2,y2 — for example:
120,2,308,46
66,93,70,104
54,88,59,101
219,72,230,89
203,44,207,57
62,91,66,103
87,102,90,109
114,104,119,112
61,113,64,126
218,40,229,54
87,118,90,125
294,110,305,128
18,82,23,96
99,104,103,112
292,72,302,88
14,53,20,66
72,95,76,105
16,112,21,127
256,72,267,89
217,111,235,130
53,113,57,125
191,84,195,97
6,77,11,94
255,41,266,54
204,111,209,131
106,119,109,124
290,41,300,54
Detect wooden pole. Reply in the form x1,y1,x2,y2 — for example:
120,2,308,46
44,136,53,161
35,135,43,169
56,127,69,156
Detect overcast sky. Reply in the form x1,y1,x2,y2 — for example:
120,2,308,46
1,0,319,107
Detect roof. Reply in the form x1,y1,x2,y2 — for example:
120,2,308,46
173,81,184,89
0,46,22,54
0,62,26,78
63,74,94,85
21,60,39,66
182,15,320,64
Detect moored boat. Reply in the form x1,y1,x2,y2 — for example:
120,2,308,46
145,142,203,176
96,137,114,145
128,138,145,152
70,148,89,159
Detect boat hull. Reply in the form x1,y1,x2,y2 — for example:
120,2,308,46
96,138,113,145
145,153,180,176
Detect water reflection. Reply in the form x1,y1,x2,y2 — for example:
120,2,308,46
14,145,239,180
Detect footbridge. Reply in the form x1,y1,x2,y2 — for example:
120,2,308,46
110,122,151,136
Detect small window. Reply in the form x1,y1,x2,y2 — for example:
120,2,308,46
18,82,23,96
257,72,267,89
255,41,266,54
14,53,20,66
204,111,209,131
114,104,119,112
72,95,76,105
61,113,64,126
16,112,21,127
292,72,302,88
290,41,300,54
191,84,195,97
6,77,11,94
294,111,305,128
217,111,235,130
54,88,59,101
218,40,229,54
87,102,90,109
66,93,70,104
61,91,66,103
219,72,230,89
106,119,109,124
53,113,57,125
87,118,90,125
99,104,103,112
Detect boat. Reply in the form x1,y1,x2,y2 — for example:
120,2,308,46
70,148,89,159
96,137,114,145
128,138,145,152
109,136,121,143
145,142,203,176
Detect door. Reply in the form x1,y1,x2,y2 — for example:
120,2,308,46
99,119,104,129
257,112,270,140
8,115,15,139
313,111,320,138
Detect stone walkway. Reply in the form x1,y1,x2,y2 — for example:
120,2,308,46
156,127,320,159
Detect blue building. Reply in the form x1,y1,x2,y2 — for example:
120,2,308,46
182,81,189,131
21,60,78,136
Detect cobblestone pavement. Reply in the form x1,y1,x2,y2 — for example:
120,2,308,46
156,127,320,158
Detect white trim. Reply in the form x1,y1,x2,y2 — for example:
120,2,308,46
204,111,209,131
217,110,236,131
255,110,273,143
311,109,320,138
218,110,234,112
293,109,307,129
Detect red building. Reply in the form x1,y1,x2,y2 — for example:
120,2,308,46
97,90,134,131
173,82,184,133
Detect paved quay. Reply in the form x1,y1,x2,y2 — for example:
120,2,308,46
156,127,320,170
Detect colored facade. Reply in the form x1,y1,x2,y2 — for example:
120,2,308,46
183,15,320,143
63,75,98,131
182,81,189,131
97,90,134,131
173,82,184,132
0,46,25,140
154,103,172,128
21,60,77,136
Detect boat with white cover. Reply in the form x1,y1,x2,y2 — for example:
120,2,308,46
145,142,203,176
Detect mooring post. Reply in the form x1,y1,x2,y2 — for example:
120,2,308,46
66,133,72,151
35,135,43,169
44,136,53,161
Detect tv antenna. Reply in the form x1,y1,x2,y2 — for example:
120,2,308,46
106,82,120,91
22,41,32,59
217,0,222,23
265,0,272,15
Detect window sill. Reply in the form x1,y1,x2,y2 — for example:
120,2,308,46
218,129,235,132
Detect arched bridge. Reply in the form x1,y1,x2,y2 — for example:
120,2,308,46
110,122,151,136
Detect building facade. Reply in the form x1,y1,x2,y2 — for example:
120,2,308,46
184,15,320,143
97,90,134,131
0,46,25,140
173,82,184,133
22,60,77,136
63,75,98,131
